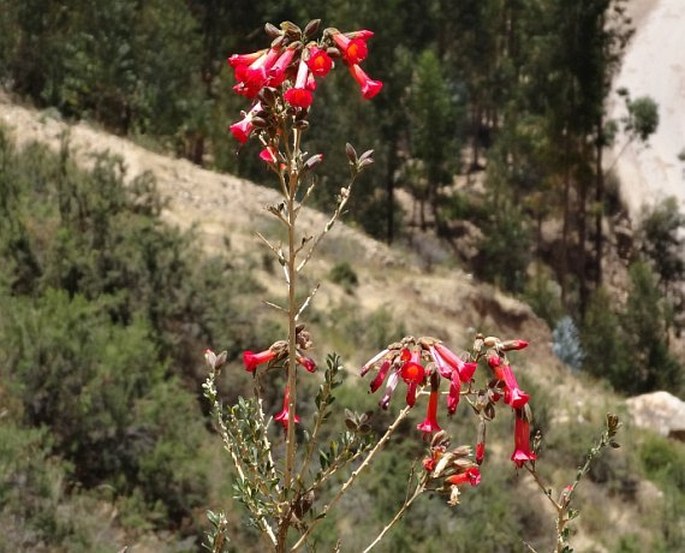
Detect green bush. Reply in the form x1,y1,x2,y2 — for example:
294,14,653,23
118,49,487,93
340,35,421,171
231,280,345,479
0,131,269,536
582,266,683,395
329,261,359,293
473,194,532,294
0,290,209,526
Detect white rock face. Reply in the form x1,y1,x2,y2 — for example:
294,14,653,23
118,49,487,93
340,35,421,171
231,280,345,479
626,391,685,440
611,0,685,219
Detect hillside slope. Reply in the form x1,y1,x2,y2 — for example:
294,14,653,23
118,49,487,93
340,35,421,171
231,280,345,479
1,93,659,553
0,92,554,370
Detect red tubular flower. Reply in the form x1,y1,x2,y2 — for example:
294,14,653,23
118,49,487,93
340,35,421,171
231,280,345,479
244,48,280,86
400,349,425,385
306,46,333,77
259,146,278,165
500,364,529,408
242,346,276,372
233,48,280,98
476,420,486,465
268,47,297,86
502,339,529,351
228,50,266,69
511,409,537,467
346,29,374,40
445,467,481,487
417,373,442,434
475,442,485,465
348,64,383,99
284,57,314,108
297,354,317,373
429,346,453,379
434,342,477,383
369,359,391,393
332,32,369,65
274,386,301,429
400,349,425,408
447,369,461,415
229,102,262,143
487,354,529,408
228,49,266,82
405,381,418,407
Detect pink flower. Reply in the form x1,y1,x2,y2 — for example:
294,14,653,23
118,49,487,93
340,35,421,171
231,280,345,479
268,47,297,86
511,409,537,467
228,50,266,69
274,386,301,429
284,57,313,108
433,343,477,382
447,369,461,415
306,46,333,77
259,146,278,164
429,345,453,379
243,48,280,87
348,64,383,99
361,348,389,377
487,354,529,409
369,359,391,393
232,48,280,98
297,354,317,373
228,49,265,82
229,102,262,143
332,32,369,65
417,374,442,434
379,370,400,410
346,29,374,40
242,346,276,372
445,467,481,487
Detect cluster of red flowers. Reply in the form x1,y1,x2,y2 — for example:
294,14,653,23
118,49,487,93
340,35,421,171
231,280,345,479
241,340,317,430
228,22,383,151
360,335,537,474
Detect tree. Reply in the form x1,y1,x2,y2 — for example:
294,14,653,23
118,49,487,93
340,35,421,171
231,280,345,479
406,48,464,233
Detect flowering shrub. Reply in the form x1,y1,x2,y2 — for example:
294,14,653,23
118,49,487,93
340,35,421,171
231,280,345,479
203,19,621,553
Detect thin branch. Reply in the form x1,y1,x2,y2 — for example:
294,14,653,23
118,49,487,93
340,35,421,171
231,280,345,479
362,481,425,553
523,464,562,514
294,235,313,257
296,183,354,273
290,404,414,552
295,283,320,321
255,231,284,259
263,300,288,314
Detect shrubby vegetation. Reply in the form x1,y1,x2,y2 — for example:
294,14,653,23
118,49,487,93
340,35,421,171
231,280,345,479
3,1,683,397
1,0,684,550
0,127,268,548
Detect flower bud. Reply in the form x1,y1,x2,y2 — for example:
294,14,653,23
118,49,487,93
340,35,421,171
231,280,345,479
483,336,499,348
501,339,529,351
304,19,321,38
345,142,358,163
264,22,282,38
